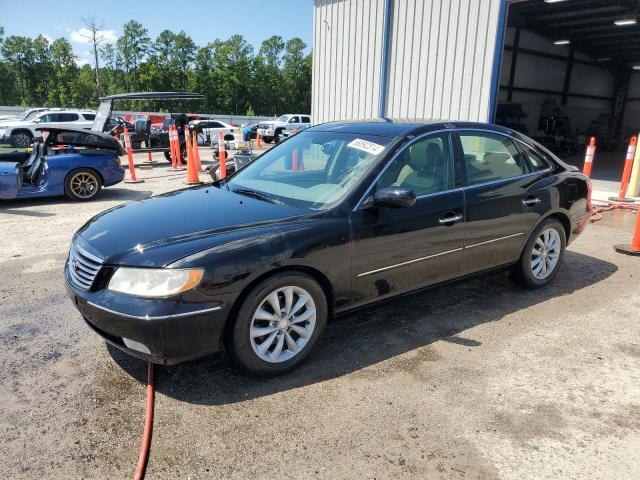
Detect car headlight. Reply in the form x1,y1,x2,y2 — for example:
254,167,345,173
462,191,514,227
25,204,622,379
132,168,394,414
108,267,204,298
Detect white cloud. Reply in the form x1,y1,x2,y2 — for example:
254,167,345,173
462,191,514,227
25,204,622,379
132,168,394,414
75,57,91,67
70,27,118,45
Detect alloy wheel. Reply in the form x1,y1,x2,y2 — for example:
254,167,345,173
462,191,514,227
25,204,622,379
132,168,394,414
70,172,99,199
530,228,561,280
249,285,317,363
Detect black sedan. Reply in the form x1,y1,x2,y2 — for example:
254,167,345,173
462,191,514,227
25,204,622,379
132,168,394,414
65,120,592,375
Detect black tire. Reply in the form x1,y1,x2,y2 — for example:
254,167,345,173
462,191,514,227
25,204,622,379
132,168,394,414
263,136,273,144
274,129,283,144
227,272,328,376
64,168,102,201
512,218,566,289
11,131,32,148
164,151,172,162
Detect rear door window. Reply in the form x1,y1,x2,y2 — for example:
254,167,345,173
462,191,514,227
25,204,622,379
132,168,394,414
459,132,527,185
518,142,551,171
58,113,79,122
301,116,311,123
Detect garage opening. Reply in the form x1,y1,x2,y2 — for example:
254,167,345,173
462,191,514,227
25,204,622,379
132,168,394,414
496,0,640,192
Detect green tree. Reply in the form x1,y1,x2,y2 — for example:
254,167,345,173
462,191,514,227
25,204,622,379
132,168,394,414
116,20,150,91
172,31,196,91
1,36,36,104
48,38,78,106
282,38,311,113
253,35,284,115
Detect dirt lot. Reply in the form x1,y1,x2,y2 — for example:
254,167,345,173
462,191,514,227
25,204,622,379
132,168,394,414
1,149,639,479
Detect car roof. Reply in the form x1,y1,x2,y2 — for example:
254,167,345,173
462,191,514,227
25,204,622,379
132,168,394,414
307,119,514,138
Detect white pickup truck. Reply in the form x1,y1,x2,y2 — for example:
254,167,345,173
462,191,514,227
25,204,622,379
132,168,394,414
256,114,311,143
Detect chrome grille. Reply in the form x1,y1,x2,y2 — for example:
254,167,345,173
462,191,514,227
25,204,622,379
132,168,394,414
67,244,103,291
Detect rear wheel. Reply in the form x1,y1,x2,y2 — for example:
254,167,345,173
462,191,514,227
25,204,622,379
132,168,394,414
263,136,273,144
65,168,102,201
512,218,566,289
11,131,32,148
227,272,327,375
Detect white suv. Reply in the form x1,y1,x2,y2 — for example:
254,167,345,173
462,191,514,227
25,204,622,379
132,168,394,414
256,114,311,143
0,109,96,147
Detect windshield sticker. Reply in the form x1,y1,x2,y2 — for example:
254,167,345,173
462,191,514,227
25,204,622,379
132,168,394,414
347,138,385,155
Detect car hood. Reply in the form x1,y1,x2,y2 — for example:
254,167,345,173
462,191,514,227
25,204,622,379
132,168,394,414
75,185,311,267
0,119,30,128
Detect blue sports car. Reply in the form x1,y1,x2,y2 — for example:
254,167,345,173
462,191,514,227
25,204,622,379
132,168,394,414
0,127,125,201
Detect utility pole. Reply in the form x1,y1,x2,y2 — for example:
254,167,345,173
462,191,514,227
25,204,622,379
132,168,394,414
80,17,106,95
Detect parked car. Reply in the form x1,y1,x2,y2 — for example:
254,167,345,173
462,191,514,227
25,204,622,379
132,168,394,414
256,114,311,143
0,126,125,201
0,107,49,123
65,120,591,375
0,109,96,148
189,119,236,147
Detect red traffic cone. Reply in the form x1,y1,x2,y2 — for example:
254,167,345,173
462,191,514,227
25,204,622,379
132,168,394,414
582,137,596,177
610,136,638,203
123,128,144,184
218,130,227,179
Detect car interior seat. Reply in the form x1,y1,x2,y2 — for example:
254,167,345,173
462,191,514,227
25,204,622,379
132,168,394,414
398,141,446,194
21,142,41,171
24,142,46,185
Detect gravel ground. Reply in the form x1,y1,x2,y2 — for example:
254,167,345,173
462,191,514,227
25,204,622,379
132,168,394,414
1,149,639,479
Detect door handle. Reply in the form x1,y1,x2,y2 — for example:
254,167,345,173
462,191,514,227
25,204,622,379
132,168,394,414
522,197,542,207
439,213,463,224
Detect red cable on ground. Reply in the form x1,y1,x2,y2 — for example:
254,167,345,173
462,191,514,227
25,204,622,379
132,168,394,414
134,362,155,480
590,200,638,223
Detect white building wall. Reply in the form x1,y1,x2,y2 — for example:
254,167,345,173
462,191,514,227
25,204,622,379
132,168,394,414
311,0,387,124
312,0,504,124
386,0,503,121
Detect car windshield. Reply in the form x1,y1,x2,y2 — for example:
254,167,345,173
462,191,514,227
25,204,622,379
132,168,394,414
275,115,290,122
227,131,392,209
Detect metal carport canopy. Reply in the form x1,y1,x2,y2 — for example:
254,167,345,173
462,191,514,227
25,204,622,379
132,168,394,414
98,92,204,101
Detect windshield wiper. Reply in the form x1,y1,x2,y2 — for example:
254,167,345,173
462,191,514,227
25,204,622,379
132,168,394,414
232,187,285,205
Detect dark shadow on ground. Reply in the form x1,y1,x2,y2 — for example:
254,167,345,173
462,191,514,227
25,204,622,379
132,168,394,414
107,250,617,405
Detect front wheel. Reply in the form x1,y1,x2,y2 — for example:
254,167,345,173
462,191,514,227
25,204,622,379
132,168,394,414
65,168,102,201
512,218,566,289
262,136,273,144
164,151,172,162
11,131,32,148
227,272,328,375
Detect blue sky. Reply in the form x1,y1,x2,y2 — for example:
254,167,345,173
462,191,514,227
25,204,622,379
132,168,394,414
0,0,314,65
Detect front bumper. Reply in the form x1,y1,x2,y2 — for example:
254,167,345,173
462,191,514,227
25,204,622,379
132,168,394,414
257,128,275,137
65,279,236,365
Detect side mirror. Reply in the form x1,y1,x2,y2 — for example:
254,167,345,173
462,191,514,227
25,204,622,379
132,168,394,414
33,118,41,123
364,187,416,209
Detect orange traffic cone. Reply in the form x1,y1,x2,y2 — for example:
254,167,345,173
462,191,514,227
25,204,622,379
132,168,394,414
582,137,596,177
610,136,638,203
184,127,202,185
171,125,185,171
123,128,144,184
218,130,227,179
614,204,640,256
192,131,202,172
255,131,262,148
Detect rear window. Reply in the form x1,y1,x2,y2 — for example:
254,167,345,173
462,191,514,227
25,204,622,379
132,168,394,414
460,132,527,185
518,142,551,171
82,113,96,120
58,113,79,122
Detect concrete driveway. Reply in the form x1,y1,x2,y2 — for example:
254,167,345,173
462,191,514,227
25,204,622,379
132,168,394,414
1,152,639,479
